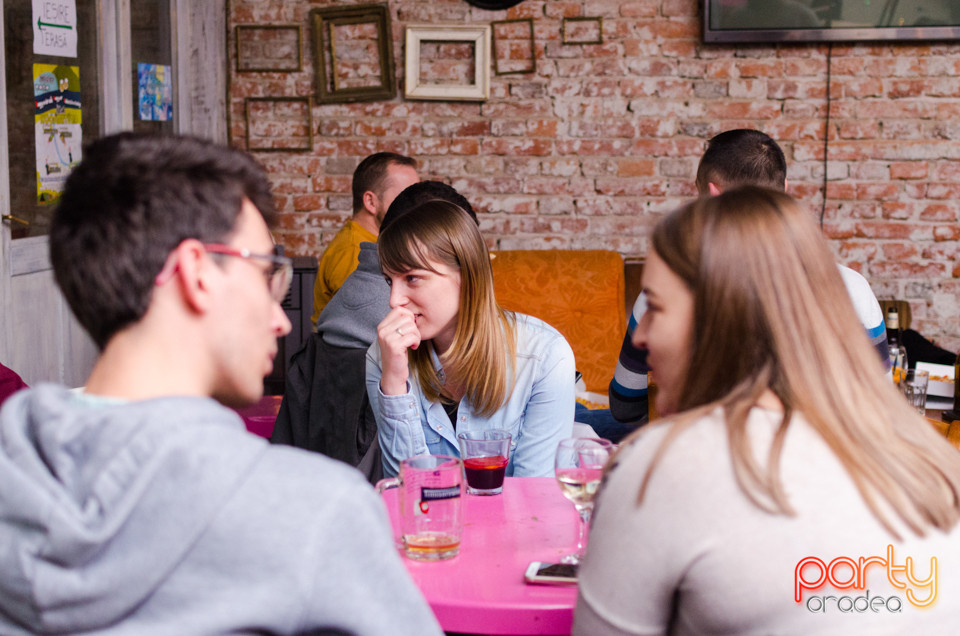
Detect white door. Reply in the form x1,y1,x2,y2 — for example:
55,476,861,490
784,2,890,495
0,0,225,387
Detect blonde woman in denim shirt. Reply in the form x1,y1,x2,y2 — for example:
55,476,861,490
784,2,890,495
366,200,575,478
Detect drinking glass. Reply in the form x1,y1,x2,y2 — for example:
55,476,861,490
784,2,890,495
554,438,615,565
457,429,511,495
376,455,463,561
900,369,929,415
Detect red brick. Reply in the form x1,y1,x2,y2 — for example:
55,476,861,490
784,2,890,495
920,203,958,223
890,162,929,179
925,183,960,199
870,262,945,278
482,138,554,156
450,139,481,155
856,183,900,200
858,222,936,241
882,243,919,260
619,1,657,18
555,139,632,155
595,178,667,197
311,175,351,193
291,195,326,212
618,159,656,177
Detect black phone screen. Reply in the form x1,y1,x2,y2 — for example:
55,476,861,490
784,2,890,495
538,562,578,578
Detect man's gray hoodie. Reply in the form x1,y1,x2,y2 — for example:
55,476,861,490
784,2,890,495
0,384,441,635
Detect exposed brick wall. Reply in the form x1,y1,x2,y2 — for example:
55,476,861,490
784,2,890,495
228,0,960,351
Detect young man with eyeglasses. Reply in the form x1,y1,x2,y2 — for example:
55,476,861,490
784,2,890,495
0,133,441,635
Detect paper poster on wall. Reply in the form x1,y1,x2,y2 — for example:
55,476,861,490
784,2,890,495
138,63,173,121
34,64,81,205
33,0,78,58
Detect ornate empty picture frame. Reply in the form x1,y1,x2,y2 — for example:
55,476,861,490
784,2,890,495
492,18,535,76
310,4,396,104
562,17,604,45
244,97,313,153
235,25,303,73
405,24,491,101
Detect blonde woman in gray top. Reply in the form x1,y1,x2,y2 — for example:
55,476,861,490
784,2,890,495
575,187,960,635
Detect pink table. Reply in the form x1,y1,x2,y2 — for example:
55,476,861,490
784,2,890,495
233,394,282,438
382,476,579,635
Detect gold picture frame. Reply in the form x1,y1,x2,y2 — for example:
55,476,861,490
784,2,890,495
562,17,604,45
492,18,535,76
244,97,313,153
235,25,303,73
404,24,491,102
310,4,396,104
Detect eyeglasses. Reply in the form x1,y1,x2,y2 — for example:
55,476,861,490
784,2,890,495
203,243,293,303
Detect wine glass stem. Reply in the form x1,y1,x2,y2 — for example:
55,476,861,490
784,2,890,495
575,505,592,560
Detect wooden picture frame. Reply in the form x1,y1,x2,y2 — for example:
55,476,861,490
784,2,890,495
405,24,491,101
310,4,396,104
492,18,535,76
244,97,313,153
235,25,303,73
562,17,604,45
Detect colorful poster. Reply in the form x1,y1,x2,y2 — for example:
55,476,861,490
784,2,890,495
138,63,173,121
34,64,81,205
33,0,78,58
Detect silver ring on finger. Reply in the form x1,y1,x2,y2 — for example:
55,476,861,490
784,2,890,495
396,327,404,336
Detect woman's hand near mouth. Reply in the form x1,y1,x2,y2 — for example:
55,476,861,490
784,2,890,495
377,306,421,395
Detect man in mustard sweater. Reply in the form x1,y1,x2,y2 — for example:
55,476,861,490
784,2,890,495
312,152,419,323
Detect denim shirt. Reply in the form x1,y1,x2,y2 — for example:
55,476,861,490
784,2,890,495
366,313,576,478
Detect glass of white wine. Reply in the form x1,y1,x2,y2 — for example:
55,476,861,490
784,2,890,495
554,437,615,565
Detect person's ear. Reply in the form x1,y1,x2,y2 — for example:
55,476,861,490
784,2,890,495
174,239,214,314
707,182,723,196
362,190,379,216
783,178,789,193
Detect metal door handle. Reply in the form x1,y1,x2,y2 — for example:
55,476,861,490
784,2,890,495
1,214,29,227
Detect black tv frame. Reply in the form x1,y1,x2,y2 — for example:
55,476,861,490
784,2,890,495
703,1,960,44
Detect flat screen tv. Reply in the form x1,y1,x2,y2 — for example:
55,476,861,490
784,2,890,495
704,0,960,43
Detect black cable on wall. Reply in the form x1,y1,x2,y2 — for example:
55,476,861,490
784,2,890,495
820,42,833,230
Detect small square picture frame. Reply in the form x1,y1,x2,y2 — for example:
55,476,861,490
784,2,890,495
244,97,313,153
562,17,604,45
404,24,491,101
492,18,536,76
310,4,396,104
235,25,303,73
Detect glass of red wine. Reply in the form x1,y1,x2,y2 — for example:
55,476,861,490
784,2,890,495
555,437,615,564
457,429,512,495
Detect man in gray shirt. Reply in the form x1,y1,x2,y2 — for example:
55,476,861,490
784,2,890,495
0,133,440,635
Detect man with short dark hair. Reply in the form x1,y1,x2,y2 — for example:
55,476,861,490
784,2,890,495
0,133,440,635
311,152,419,322
695,128,788,195
609,129,888,431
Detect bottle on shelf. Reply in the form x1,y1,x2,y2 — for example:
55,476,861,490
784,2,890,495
885,306,902,350
885,305,906,381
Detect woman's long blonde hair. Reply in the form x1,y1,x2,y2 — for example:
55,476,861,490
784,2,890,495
378,200,516,416
635,186,960,537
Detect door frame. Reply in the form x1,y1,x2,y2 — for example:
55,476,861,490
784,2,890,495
0,0,226,383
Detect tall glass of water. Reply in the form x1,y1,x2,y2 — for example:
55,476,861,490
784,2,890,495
554,437,615,565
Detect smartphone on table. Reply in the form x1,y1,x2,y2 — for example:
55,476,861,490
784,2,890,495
524,561,578,586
